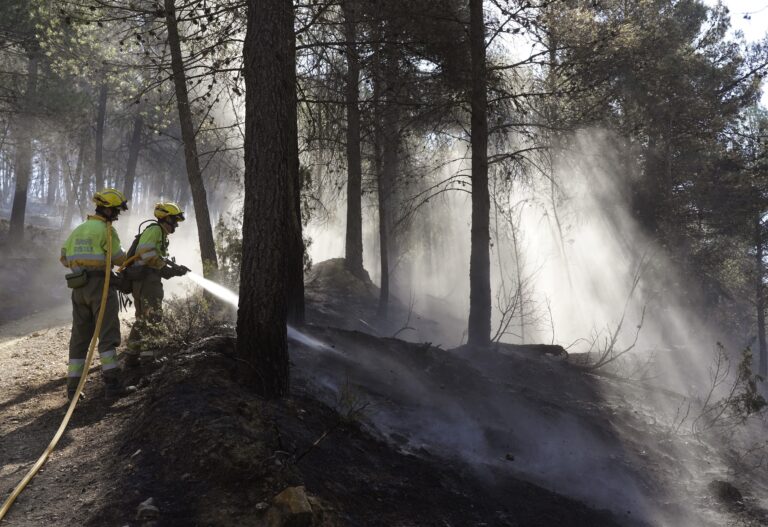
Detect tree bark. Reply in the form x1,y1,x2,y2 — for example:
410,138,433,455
46,152,58,206
75,129,89,218
61,146,77,229
237,0,296,398
124,114,143,202
756,215,767,377
9,53,38,244
342,0,364,279
93,83,108,190
371,30,390,318
286,31,305,326
164,0,219,274
467,0,491,347
378,92,400,318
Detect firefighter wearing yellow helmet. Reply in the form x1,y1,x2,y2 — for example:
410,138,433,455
59,188,134,400
124,202,189,371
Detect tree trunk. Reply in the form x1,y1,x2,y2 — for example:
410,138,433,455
61,147,77,229
378,94,399,319
237,0,296,398
756,215,767,378
637,134,663,236
164,0,219,274
467,0,491,347
93,83,108,190
286,32,305,326
372,31,390,318
342,0,364,279
75,130,89,218
46,152,58,207
124,114,143,202
9,53,38,244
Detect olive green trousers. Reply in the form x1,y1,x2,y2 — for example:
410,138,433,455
126,273,164,362
67,275,121,393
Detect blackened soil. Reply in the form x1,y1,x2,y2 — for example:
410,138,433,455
83,335,622,527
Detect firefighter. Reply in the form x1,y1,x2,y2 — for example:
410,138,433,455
124,202,189,370
60,188,134,400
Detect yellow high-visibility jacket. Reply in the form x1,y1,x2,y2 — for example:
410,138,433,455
60,215,126,271
133,223,169,270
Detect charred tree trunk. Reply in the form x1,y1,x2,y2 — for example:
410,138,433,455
467,0,491,347
378,95,399,318
124,114,143,202
756,215,767,378
237,0,296,398
9,53,38,244
164,0,219,274
342,0,364,279
372,33,390,318
93,83,108,190
286,39,305,326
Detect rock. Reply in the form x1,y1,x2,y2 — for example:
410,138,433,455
267,486,313,527
307,495,340,526
136,497,160,520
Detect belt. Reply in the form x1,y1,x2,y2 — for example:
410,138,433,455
84,269,110,278
130,266,161,275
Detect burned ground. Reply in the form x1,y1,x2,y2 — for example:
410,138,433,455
1,259,767,526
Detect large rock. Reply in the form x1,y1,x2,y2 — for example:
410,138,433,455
305,258,376,299
267,486,314,527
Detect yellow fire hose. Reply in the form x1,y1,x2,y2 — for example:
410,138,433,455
0,223,116,522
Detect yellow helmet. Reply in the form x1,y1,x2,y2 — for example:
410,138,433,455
93,188,128,210
154,202,185,222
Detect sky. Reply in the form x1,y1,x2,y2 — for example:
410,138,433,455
707,1,768,103
713,1,768,42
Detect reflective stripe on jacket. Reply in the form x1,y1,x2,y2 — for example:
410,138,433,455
60,215,126,271
134,223,168,269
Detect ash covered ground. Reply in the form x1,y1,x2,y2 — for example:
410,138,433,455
0,258,766,526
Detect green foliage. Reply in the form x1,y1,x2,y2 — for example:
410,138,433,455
215,212,313,290
136,292,230,353
729,348,767,419
215,215,242,289
334,376,370,425
688,343,768,435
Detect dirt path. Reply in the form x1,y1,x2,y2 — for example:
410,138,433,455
0,309,137,526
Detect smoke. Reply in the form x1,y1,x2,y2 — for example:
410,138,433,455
298,129,764,525
306,129,738,386
81,121,762,525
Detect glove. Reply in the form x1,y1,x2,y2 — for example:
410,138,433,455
159,263,189,279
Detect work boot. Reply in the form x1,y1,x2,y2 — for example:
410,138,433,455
140,350,159,377
67,388,85,402
123,351,141,369
66,378,85,402
104,378,137,400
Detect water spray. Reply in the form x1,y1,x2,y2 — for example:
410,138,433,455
183,272,330,352
185,272,239,307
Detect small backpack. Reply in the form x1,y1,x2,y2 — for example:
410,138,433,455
119,221,165,288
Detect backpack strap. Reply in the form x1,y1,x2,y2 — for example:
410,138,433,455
126,220,163,261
